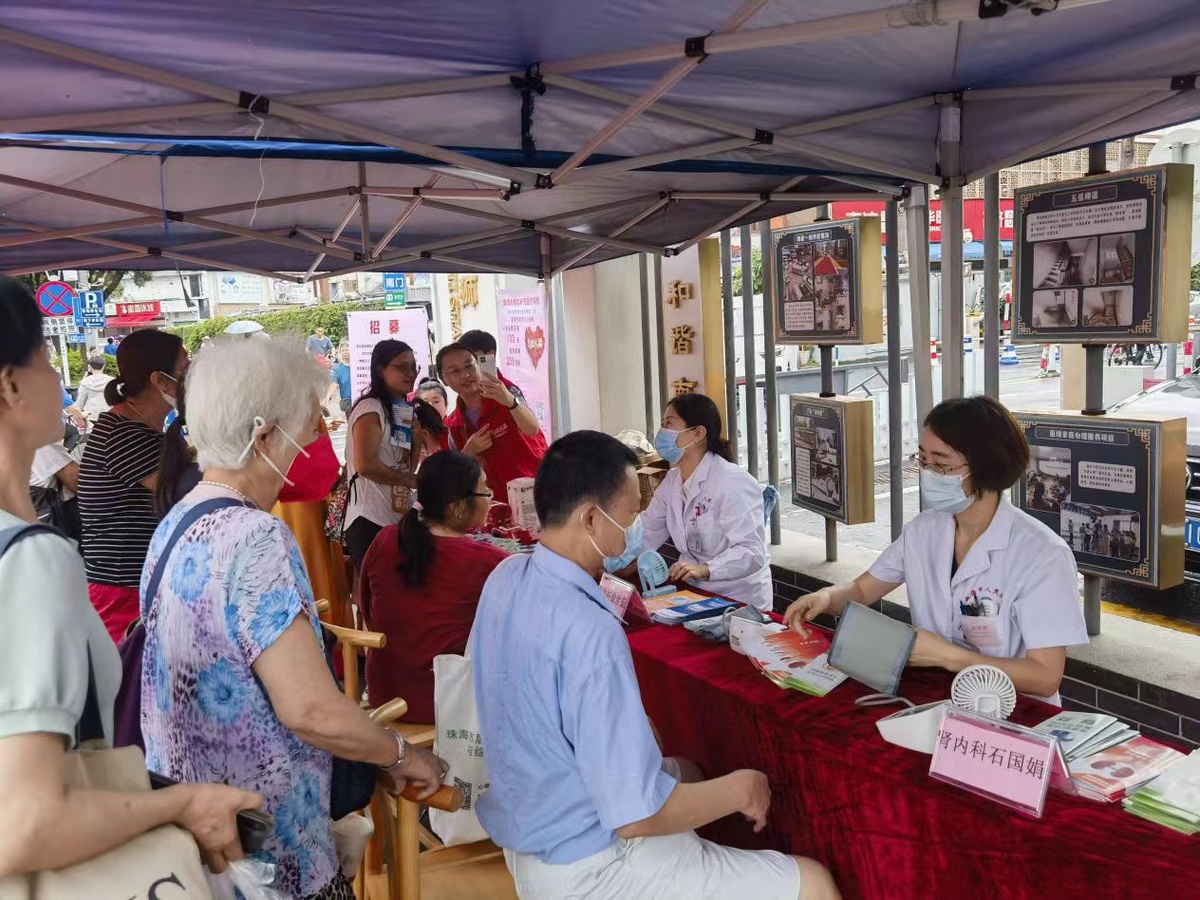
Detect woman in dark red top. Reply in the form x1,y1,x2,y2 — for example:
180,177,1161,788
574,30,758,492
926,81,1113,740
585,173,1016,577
359,450,508,722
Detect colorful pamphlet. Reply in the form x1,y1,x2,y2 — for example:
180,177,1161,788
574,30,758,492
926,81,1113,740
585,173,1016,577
1031,711,1136,762
650,596,738,625
1069,735,1186,802
742,629,847,697
1123,751,1200,834
641,589,708,616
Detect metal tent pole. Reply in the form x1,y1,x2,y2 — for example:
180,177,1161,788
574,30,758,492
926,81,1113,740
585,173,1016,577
720,231,740,464
814,203,838,561
640,253,656,437
761,221,781,546
654,254,667,413
1165,142,1187,381
983,172,1001,399
886,200,904,541
905,185,934,426
740,224,759,480
939,98,965,400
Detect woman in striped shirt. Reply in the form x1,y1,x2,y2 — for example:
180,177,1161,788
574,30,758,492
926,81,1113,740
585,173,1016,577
77,329,188,643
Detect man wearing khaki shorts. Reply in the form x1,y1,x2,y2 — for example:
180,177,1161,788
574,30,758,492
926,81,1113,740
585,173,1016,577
473,431,840,899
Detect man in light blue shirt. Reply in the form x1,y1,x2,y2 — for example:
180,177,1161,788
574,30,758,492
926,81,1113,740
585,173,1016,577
473,430,836,900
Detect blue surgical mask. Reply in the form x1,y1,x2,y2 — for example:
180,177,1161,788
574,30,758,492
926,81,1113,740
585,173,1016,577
654,427,700,465
586,507,645,574
919,469,975,514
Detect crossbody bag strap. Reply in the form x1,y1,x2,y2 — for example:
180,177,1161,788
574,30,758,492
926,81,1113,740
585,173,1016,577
143,498,249,618
75,646,104,745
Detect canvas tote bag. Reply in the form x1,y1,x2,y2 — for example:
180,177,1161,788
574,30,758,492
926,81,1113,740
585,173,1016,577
429,632,490,846
0,599,210,900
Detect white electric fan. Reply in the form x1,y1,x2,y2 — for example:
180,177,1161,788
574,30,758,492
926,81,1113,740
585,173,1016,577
637,551,675,599
950,665,1018,720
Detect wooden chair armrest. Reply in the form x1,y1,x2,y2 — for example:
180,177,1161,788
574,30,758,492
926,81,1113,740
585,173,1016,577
321,620,386,649
370,697,409,725
315,598,331,616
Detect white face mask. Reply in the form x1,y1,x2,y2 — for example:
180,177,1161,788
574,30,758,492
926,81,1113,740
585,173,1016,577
158,372,179,411
238,416,311,487
919,469,976,514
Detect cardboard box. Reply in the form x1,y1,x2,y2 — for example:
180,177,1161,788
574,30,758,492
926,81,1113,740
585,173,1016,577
638,458,670,511
506,477,540,536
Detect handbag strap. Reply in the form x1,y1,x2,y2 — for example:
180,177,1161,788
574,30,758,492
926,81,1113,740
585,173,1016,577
143,498,249,617
76,646,104,745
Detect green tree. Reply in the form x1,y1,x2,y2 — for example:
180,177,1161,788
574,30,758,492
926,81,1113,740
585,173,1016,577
1191,261,1200,292
169,299,390,353
731,246,763,296
19,269,153,298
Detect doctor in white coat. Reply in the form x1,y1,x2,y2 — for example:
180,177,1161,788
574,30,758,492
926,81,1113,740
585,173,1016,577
784,396,1088,703
641,393,773,611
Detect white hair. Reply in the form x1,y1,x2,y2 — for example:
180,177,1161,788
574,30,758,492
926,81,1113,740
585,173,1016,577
186,337,327,470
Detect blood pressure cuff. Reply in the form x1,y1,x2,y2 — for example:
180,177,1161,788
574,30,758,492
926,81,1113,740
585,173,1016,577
828,601,916,696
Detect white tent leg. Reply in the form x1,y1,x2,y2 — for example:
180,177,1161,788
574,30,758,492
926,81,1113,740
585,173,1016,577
940,99,965,400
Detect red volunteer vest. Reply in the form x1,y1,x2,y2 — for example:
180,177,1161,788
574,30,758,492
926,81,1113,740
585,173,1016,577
445,373,547,500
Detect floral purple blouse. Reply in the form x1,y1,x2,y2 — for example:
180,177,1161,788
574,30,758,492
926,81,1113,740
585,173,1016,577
140,500,336,898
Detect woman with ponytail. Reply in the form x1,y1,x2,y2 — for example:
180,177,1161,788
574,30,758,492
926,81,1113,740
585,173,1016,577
77,329,188,641
641,391,774,611
358,451,507,722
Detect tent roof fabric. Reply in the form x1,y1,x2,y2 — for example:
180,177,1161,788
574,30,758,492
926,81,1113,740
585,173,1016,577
0,0,1196,277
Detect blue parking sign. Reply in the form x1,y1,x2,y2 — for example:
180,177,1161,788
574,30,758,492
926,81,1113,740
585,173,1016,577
74,289,106,329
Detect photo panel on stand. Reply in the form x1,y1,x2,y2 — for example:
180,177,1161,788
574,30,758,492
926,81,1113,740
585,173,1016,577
1060,503,1142,563
1082,286,1134,327
1099,233,1136,284
1033,238,1098,290
1025,445,1071,515
1031,290,1079,328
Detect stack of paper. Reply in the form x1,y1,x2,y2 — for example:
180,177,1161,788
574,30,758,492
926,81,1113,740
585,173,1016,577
1123,751,1200,834
1069,735,1186,802
641,590,708,616
1032,711,1138,762
650,596,737,625
741,629,847,697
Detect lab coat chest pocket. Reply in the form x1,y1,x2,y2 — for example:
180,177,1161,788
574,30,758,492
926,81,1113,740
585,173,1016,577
685,496,714,558
956,581,1008,654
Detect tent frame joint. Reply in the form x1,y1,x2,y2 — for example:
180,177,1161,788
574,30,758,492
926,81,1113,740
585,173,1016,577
753,128,773,145
1171,74,1198,91
237,91,270,115
535,173,553,190
684,34,709,59
146,246,162,257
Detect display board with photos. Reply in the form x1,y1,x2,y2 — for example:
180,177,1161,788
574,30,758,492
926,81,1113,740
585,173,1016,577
1012,163,1193,343
771,218,883,346
1013,412,1185,589
789,394,874,525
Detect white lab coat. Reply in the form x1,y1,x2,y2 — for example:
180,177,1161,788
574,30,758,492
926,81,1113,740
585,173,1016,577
642,452,773,610
869,499,1088,703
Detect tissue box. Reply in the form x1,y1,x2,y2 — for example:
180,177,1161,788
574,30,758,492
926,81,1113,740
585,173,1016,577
507,477,539,536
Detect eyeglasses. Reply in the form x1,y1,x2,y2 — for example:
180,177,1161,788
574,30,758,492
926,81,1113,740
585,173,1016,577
909,452,968,477
387,362,421,377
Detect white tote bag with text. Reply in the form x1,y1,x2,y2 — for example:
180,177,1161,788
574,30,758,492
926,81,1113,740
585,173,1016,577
430,636,490,846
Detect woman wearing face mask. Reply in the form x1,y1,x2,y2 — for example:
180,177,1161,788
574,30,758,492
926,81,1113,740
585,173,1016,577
784,396,1088,703
640,392,773,611
343,339,421,573
77,329,188,642
141,338,449,900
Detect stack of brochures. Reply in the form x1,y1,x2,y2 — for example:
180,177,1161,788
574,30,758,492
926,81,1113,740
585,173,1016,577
1068,735,1186,802
641,589,708,617
650,595,737,625
1123,751,1200,834
741,629,847,697
1032,711,1138,762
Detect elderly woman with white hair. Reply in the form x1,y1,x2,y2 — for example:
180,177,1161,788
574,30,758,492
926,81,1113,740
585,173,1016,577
140,339,447,900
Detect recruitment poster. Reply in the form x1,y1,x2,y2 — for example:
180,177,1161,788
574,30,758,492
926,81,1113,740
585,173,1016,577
789,394,874,525
346,309,431,402
1012,163,1193,343
1014,412,1185,589
497,288,552,441
771,217,883,346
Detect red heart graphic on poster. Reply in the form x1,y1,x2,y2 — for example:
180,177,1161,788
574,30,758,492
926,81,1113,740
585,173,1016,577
525,325,546,369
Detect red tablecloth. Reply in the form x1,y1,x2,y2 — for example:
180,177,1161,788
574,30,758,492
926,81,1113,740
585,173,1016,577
629,622,1200,900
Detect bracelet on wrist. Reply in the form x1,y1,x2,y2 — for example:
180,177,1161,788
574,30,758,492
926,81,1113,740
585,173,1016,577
386,731,407,771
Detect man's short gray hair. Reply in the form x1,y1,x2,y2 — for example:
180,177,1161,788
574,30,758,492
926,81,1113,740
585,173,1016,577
186,338,327,471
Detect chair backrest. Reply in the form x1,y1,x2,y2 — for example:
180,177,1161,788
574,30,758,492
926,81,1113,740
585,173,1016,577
320,617,386,704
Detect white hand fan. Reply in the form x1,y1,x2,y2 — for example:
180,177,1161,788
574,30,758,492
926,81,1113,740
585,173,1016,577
637,551,675,598
950,665,1017,720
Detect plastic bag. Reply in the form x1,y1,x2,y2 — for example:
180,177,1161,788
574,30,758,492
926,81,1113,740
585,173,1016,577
331,812,375,878
204,858,288,900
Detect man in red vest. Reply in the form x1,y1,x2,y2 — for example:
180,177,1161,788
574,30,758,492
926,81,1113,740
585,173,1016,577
438,341,547,500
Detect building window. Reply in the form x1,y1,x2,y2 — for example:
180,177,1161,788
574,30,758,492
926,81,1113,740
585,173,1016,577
187,274,203,298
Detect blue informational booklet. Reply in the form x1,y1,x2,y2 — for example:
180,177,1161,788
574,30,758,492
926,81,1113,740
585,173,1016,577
651,596,737,624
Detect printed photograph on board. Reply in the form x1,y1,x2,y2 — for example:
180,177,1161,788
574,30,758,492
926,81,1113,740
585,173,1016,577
1025,445,1071,514
1034,237,1098,289
1060,502,1141,562
811,461,841,506
793,416,815,450
812,274,850,331
781,241,814,302
815,427,839,465
1031,289,1079,328
1082,286,1134,327
1099,232,1136,284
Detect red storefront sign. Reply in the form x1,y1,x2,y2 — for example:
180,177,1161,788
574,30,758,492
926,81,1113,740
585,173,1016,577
115,301,162,317
830,199,1014,244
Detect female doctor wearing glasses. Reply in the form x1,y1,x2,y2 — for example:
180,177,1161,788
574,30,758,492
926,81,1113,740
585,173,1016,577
784,396,1088,703
640,392,773,611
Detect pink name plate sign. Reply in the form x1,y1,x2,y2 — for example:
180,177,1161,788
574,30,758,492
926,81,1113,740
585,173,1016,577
930,708,1067,818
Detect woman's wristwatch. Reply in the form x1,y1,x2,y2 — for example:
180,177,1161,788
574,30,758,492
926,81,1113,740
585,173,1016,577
507,394,520,410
